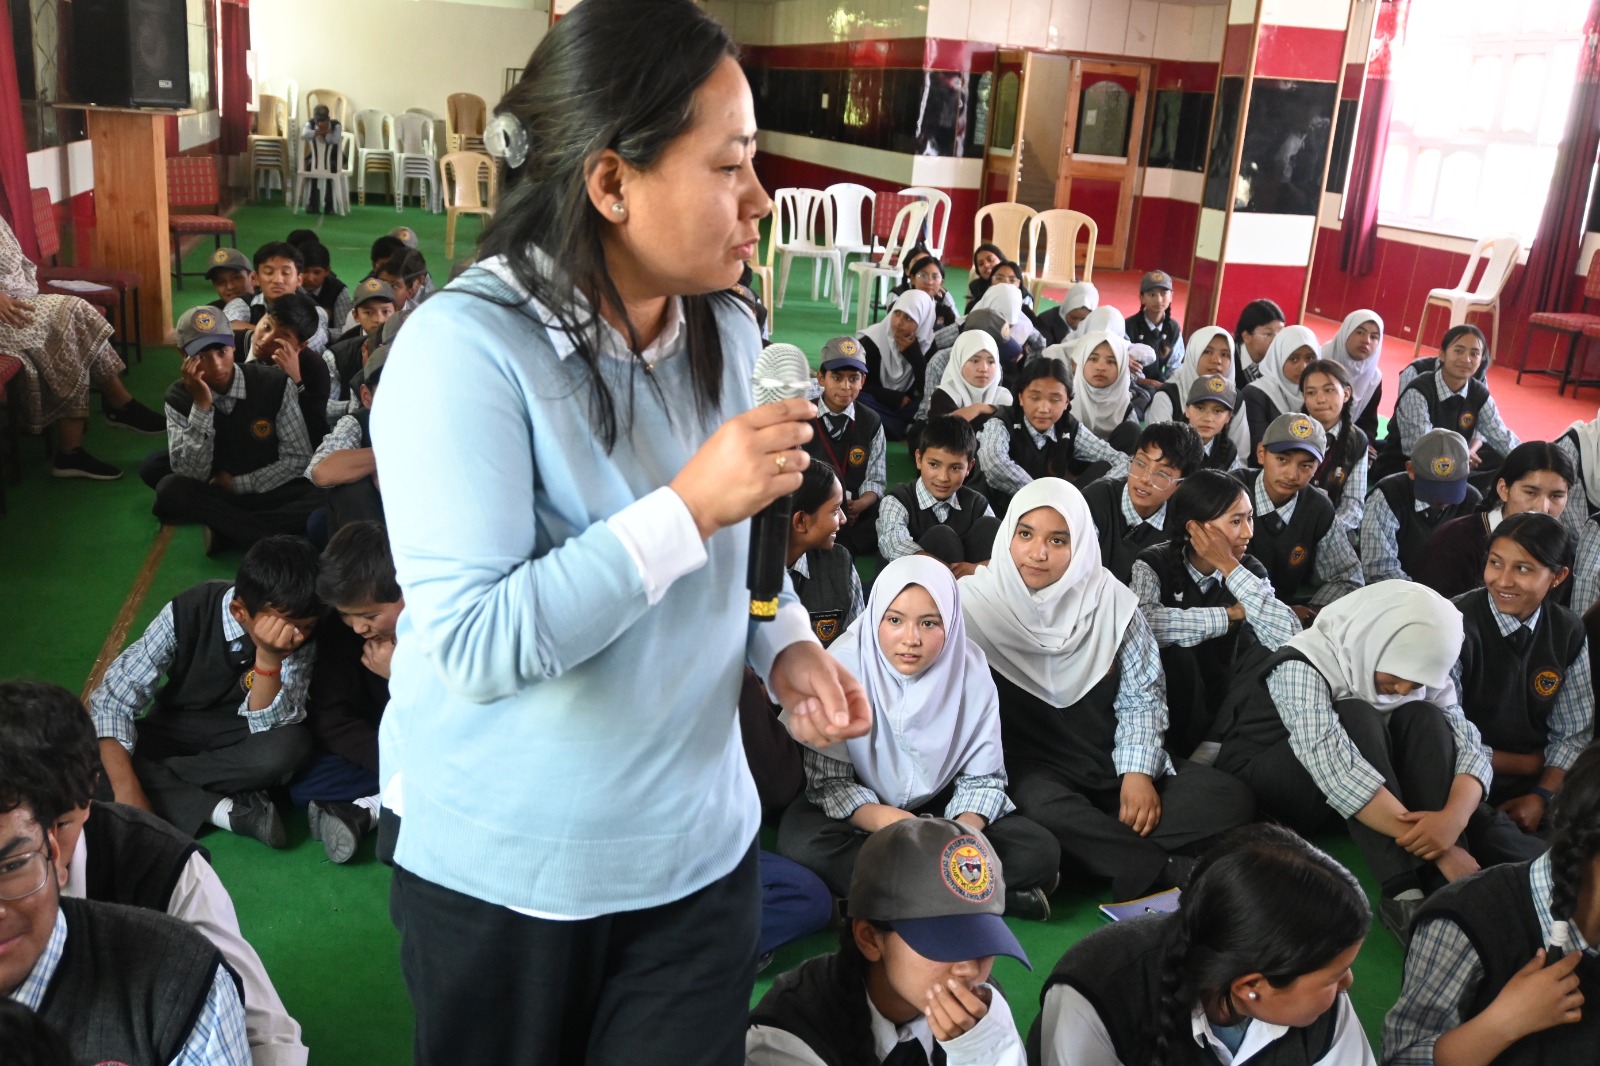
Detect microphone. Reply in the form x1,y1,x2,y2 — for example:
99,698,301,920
748,343,817,622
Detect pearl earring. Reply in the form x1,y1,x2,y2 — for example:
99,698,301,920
611,202,626,216
1247,992,1259,1001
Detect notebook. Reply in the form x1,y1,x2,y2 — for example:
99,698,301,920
1098,887,1181,922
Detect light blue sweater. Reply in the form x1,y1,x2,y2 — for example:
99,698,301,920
371,265,811,914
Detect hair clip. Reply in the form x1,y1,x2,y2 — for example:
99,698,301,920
484,112,530,169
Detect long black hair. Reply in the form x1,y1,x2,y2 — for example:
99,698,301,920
476,0,739,449
1155,469,1250,577
793,458,841,516
1491,441,1576,514
1548,742,1600,931
1300,359,1357,491
1234,299,1286,350
1487,511,1574,575
1145,824,1370,1066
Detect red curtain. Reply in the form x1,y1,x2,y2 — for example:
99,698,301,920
0,0,39,259
1516,1,1600,316
1339,0,1408,276
219,0,252,155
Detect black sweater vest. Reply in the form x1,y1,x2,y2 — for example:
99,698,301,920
310,275,347,319
1232,469,1334,604
329,332,367,392
1201,434,1240,472
805,405,882,501
1241,387,1287,459
165,363,291,478
750,950,948,1066
1414,860,1600,1066
1214,648,1314,772
791,545,856,647
1374,472,1482,575
1125,314,1181,374
888,482,988,542
154,581,258,718
83,801,207,912
1453,589,1585,757
1311,425,1368,507
42,897,226,1066
993,665,1123,793
1082,476,1170,584
1379,371,1490,468
353,406,373,448
858,334,928,410
1039,912,1340,1066
999,406,1091,482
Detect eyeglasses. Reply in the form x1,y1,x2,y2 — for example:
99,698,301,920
913,272,942,283
1129,455,1182,488
0,848,50,902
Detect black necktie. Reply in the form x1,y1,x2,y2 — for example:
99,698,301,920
1260,511,1286,537
1507,626,1532,655
883,1038,931,1066
824,413,849,439
788,568,807,596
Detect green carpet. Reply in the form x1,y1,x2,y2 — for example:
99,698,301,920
0,204,1405,1063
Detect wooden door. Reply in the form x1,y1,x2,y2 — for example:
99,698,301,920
979,51,1032,208
1056,60,1150,269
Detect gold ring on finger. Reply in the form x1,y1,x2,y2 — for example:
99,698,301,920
775,454,787,471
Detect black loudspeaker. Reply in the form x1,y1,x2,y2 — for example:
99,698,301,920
71,0,191,109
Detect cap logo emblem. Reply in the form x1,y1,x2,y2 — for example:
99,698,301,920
211,249,229,264
192,310,217,332
848,447,866,467
1288,417,1313,440
1533,670,1561,698
1207,377,1226,393
1288,545,1308,567
398,228,413,240
1430,456,1455,478
1000,323,1012,340
941,836,995,903
838,339,859,356
250,418,274,440
361,279,380,293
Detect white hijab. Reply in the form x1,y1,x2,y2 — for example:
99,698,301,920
859,289,936,391
1060,281,1099,339
937,330,1013,409
1322,310,1384,419
1285,581,1464,706
974,283,1035,346
814,556,1006,807
1564,409,1600,502
1171,326,1235,403
960,479,1138,708
1248,323,1319,415
1070,330,1133,436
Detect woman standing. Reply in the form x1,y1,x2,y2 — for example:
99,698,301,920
371,3,869,1062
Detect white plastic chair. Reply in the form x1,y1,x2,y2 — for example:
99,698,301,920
848,199,932,331
394,113,440,213
774,189,842,309
353,109,395,205
974,202,1037,269
305,88,350,129
897,186,952,261
1028,209,1098,299
1411,233,1523,359
825,183,875,316
293,129,351,215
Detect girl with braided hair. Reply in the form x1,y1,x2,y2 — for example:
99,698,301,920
1034,823,1373,1065
1383,741,1600,1065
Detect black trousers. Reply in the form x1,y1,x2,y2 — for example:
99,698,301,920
132,711,312,835
328,478,384,530
1229,699,1544,888
775,790,1060,898
919,517,1002,566
1011,759,1257,900
391,841,760,1066
153,474,324,549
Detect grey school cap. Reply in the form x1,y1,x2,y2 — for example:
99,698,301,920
1186,374,1237,411
356,343,389,388
379,309,412,346
847,816,1030,968
352,277,397,308
204,247,252,280
175,305,235,355
818,336,868,375
1410,428,1471,506
1262,412,1327,463
1140,270,1173,293
390,226,419,249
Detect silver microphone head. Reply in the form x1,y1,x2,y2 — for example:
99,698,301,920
752,343,818,405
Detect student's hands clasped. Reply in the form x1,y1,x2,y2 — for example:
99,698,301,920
925,979,992,1042
771,641,871,749
1119,772,1162,836
0,292,34,328
1395,806,1470,862
672,398,816,541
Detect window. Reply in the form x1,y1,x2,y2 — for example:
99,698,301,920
1377,0,1589,240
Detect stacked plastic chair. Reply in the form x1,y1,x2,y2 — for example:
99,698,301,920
248,94,291,202
354,109,396,206
394,112,440,213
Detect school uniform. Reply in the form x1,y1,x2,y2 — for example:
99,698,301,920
1451,589,1592,807
857,292,936,439
306,407,384,530
1554,424,1597,537
1359,473,1482,584
1574,516,1600,617
249,291,331,353
1376,371,1519,483
1124,312,1184,380
1081,476,1170,584
1232,468,1364,607
1072,331,1144,459
289,619,388,809
307,274,352,335
1198,435,1242,472
208,293,253,327
788,545,865,649
1130,547,1300,758
977,406,1128,518
1384,853,1600,1066
1413,509,1500,599
1036,912,1372,1066
1241,326,1319,460
243,343,332,446
1311,424,1369,539
88,580,316,836
1321,311,1386,448
877,479,999,565
806,401,886,557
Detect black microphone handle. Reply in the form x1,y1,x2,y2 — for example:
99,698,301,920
748,491,796,621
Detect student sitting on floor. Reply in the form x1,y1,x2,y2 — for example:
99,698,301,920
943,280,1042,375
1452,513,1593,837
1300,359,1368,542
326,277,397,391
204,247,256,339
787,459,865,648
877,415,998,574
247,292,332,446
976,358,1128,519
1146,326,1252,466
917,309,1016,425
891,251,959,331
804,339,886,558
1241,324,1318,457
1235,413,1365,619
0,768,250,1066
89,535,321,848
929,329,1011,436
1322,309,1385,446
1070,331,1140,455
1182,374,1245,472
961,478,1258,903
1035,824,1375,1066
777,556,1060,916
148,307,323,553
1554,407,1599,537
751,816,1032,1066
1213,580,1546,947
1375,324,1521,485
308,342,386,532
1361,428,1481,585
0,680,307,1061
1034,279,1098,346
299,241,352,334
374,248,430,315
1415,441,1576,601
1126,270,1184,394
1082,422,1203,584
247,241,329,352
964,241,1006,312
856,290,936,440
291,521,400,864
1233,298,1286,387
1131,470,1301,759
1382,740,1600,1066
365,234,405,279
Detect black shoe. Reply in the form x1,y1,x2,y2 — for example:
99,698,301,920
1004,887,1052,922
103,398,165,434
307,801,372,864
1380,894,1424,948
51,448,122,480
227,791,286,849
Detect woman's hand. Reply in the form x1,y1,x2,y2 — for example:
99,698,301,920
0,292,34,329
771,640,870,748
1119,772,1162,836
671,398,816,540
1186,520,1240,577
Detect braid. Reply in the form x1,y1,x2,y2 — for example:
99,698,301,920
1145,920,1194,1066
1330,393,1356,495
1546,744,1600,927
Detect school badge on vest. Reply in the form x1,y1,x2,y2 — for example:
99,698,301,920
941,836,995,903
251,418,274,440
848,447,866,467
1460,411,1476,430
1288,545,1308,567
1532,670,1562,699
812,613,841,643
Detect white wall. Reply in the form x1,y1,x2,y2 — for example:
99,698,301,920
249,0,549,121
